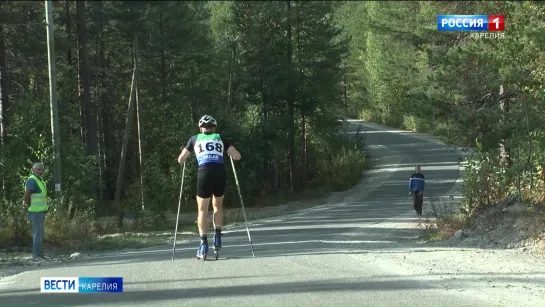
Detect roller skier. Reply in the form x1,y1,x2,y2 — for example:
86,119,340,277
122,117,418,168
177,115,242,260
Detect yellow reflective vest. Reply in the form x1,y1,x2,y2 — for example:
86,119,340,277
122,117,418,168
26,174,48,212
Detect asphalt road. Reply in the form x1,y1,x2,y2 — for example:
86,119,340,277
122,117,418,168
0,119,484,306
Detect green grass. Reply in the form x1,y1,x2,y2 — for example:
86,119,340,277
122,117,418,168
422,227,444,242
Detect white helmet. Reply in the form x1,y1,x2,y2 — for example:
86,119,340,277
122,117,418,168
198,115,217,128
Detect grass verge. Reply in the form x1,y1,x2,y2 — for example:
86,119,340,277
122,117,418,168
422,212,470,242
419,195,471,242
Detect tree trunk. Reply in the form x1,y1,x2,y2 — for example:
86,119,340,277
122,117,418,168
343,74,348,109
232,44,240,113
96,0,106,202
0,23,8,145
0,22,8,196
64,0,73,67
286,0,297,192
101,72,113,201
524,96,534,190
76,0,98,202
189,66,198,125
114,67,137,228
97,0,113,202
133,34,146,211
159,4,167,109
295,1,306,189
259,65,271,191
227,46,234,115
301,114,307,188
63,0,77,140
498,84,511,168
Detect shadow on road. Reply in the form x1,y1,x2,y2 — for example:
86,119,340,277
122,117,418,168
2,272,545,307
0,279,428,306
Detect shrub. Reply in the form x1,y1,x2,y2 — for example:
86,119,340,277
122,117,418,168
311,126,368,191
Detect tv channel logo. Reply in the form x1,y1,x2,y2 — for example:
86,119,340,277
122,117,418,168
41,277,123,293
437,15,504,32
40,277,79,293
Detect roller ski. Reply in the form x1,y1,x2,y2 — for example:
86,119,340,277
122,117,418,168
213,232,222,260
196,240,208,261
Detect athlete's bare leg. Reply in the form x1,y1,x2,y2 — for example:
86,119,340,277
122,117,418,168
212,195,224,230
212,195,224,249
196,196,211,236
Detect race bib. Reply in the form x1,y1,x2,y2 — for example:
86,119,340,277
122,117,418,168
194,134,224,165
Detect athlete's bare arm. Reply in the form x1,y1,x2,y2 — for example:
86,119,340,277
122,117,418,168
227,146,241,160
178,136,195,164
177,148,191,164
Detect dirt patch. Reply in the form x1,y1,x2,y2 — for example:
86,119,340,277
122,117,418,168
426,199,545,255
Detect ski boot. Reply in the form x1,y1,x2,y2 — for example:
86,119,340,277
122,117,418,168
196,240,208,261
213,232,222,260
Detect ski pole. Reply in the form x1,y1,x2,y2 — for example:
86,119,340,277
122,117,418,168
172,162,186,261
405,191,413,202
229,155,255,258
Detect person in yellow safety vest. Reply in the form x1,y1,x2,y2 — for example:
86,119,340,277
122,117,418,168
23,162,48,259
